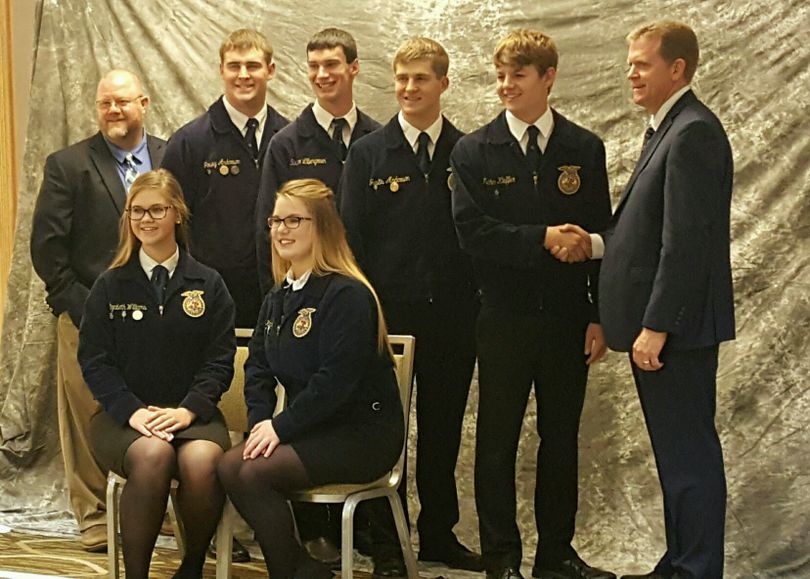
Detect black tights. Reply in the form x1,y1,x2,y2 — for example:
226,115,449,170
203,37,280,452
121,437,224,579
218,441,324,579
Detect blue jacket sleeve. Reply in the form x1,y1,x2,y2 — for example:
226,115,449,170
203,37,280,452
78,276,145,425
244,294,279,428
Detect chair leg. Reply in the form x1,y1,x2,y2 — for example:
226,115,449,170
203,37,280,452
106,475,121,579
215,498,235,579
385,491,418,579
168,482,185,558
341,497,363,579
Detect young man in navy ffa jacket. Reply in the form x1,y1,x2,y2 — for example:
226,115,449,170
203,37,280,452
255,28,380,295
339,37,481,578
162,28,289,329
450,30,614,579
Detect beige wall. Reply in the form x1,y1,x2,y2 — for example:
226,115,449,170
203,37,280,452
0,0,36,339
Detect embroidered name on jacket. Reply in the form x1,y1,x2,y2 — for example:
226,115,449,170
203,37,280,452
289,157,328,167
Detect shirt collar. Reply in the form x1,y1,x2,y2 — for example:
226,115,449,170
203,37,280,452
397,111,443,151
651,85,691,130
312,100,358,135
139,246,180,279
222,96,268,133
505,107,554,143
285,269,313,291
104,130,148,164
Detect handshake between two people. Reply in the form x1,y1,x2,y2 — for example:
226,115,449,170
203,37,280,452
544,223,593,263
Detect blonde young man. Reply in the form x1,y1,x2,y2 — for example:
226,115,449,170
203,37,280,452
450,30,613,579
339,38,481,578
31,69,166,552
162,28,288,330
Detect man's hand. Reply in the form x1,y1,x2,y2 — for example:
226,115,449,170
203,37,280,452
546,223,592,263
243,419,281,460
584,323,607,365
632,328,667,371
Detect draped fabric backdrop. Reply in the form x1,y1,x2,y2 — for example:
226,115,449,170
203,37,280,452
1,0,808,576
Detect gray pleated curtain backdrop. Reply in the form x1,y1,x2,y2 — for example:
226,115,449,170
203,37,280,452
1,0,808,576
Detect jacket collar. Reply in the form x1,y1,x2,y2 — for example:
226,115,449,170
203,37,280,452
616,90,696,211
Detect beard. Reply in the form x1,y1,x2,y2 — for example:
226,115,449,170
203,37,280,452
103,123,130,140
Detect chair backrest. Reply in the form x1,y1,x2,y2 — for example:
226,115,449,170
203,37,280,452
218,328,252,434
386,334,416,488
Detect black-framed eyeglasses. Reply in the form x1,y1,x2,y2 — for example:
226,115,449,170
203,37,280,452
268,216,313,229
127,205,173,221
95,95,144,111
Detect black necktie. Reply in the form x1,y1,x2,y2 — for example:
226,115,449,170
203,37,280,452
417,131,431,176
526,125,542,183
151,265,169,306
642,126,655,151
245,118,259,162
332,118,348,162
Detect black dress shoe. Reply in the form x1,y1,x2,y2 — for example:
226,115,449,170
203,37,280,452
293,555,335,579
207,537,251,563
419,540,485,571
488,566,525,579
532,556,616,578
372,552,407,578
304,536,341,569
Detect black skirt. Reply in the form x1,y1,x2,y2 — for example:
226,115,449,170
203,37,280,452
90,408,231,477
291,418,404,486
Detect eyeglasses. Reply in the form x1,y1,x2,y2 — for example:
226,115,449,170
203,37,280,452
127,205,173,221
95,96,144,111
268,216,313,229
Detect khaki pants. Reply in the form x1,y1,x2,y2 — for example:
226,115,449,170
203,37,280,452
57,312,107,531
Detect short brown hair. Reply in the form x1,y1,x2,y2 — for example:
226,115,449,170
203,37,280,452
494,29,558,75
393,37,449,77
307,28,358,63
110,169,191,268
627,21,699,81
219,29,273,65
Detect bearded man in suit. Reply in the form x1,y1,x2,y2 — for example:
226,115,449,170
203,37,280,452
31,69,166,552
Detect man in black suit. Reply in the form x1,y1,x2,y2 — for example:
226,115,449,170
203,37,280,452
30,69,166,552
555,21,734,579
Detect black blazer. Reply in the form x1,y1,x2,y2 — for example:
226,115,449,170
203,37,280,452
599,90,735,352
30,131,166,326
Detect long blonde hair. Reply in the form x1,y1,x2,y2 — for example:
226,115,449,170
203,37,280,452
270,179,392,356
109,169,190,269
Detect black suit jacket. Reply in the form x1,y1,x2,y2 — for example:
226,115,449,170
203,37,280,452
599,90,735,352
30,131,167,326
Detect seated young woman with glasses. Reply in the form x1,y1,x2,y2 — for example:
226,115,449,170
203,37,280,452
78,168,235,579
217,178,404,579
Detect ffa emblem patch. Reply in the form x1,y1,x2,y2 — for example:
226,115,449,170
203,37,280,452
181,290,206,318
557,165,582,195
389,181,400,192
293,308,317,338
447,167,455,190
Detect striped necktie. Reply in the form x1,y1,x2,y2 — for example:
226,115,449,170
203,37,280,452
124,153,139,192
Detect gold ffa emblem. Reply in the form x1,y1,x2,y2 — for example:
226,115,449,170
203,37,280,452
447,167,455,190
557,165,581,195
219,165,230,176
181,290,206,318
292,308,317,338
389,181,400,192
557,165,582,195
